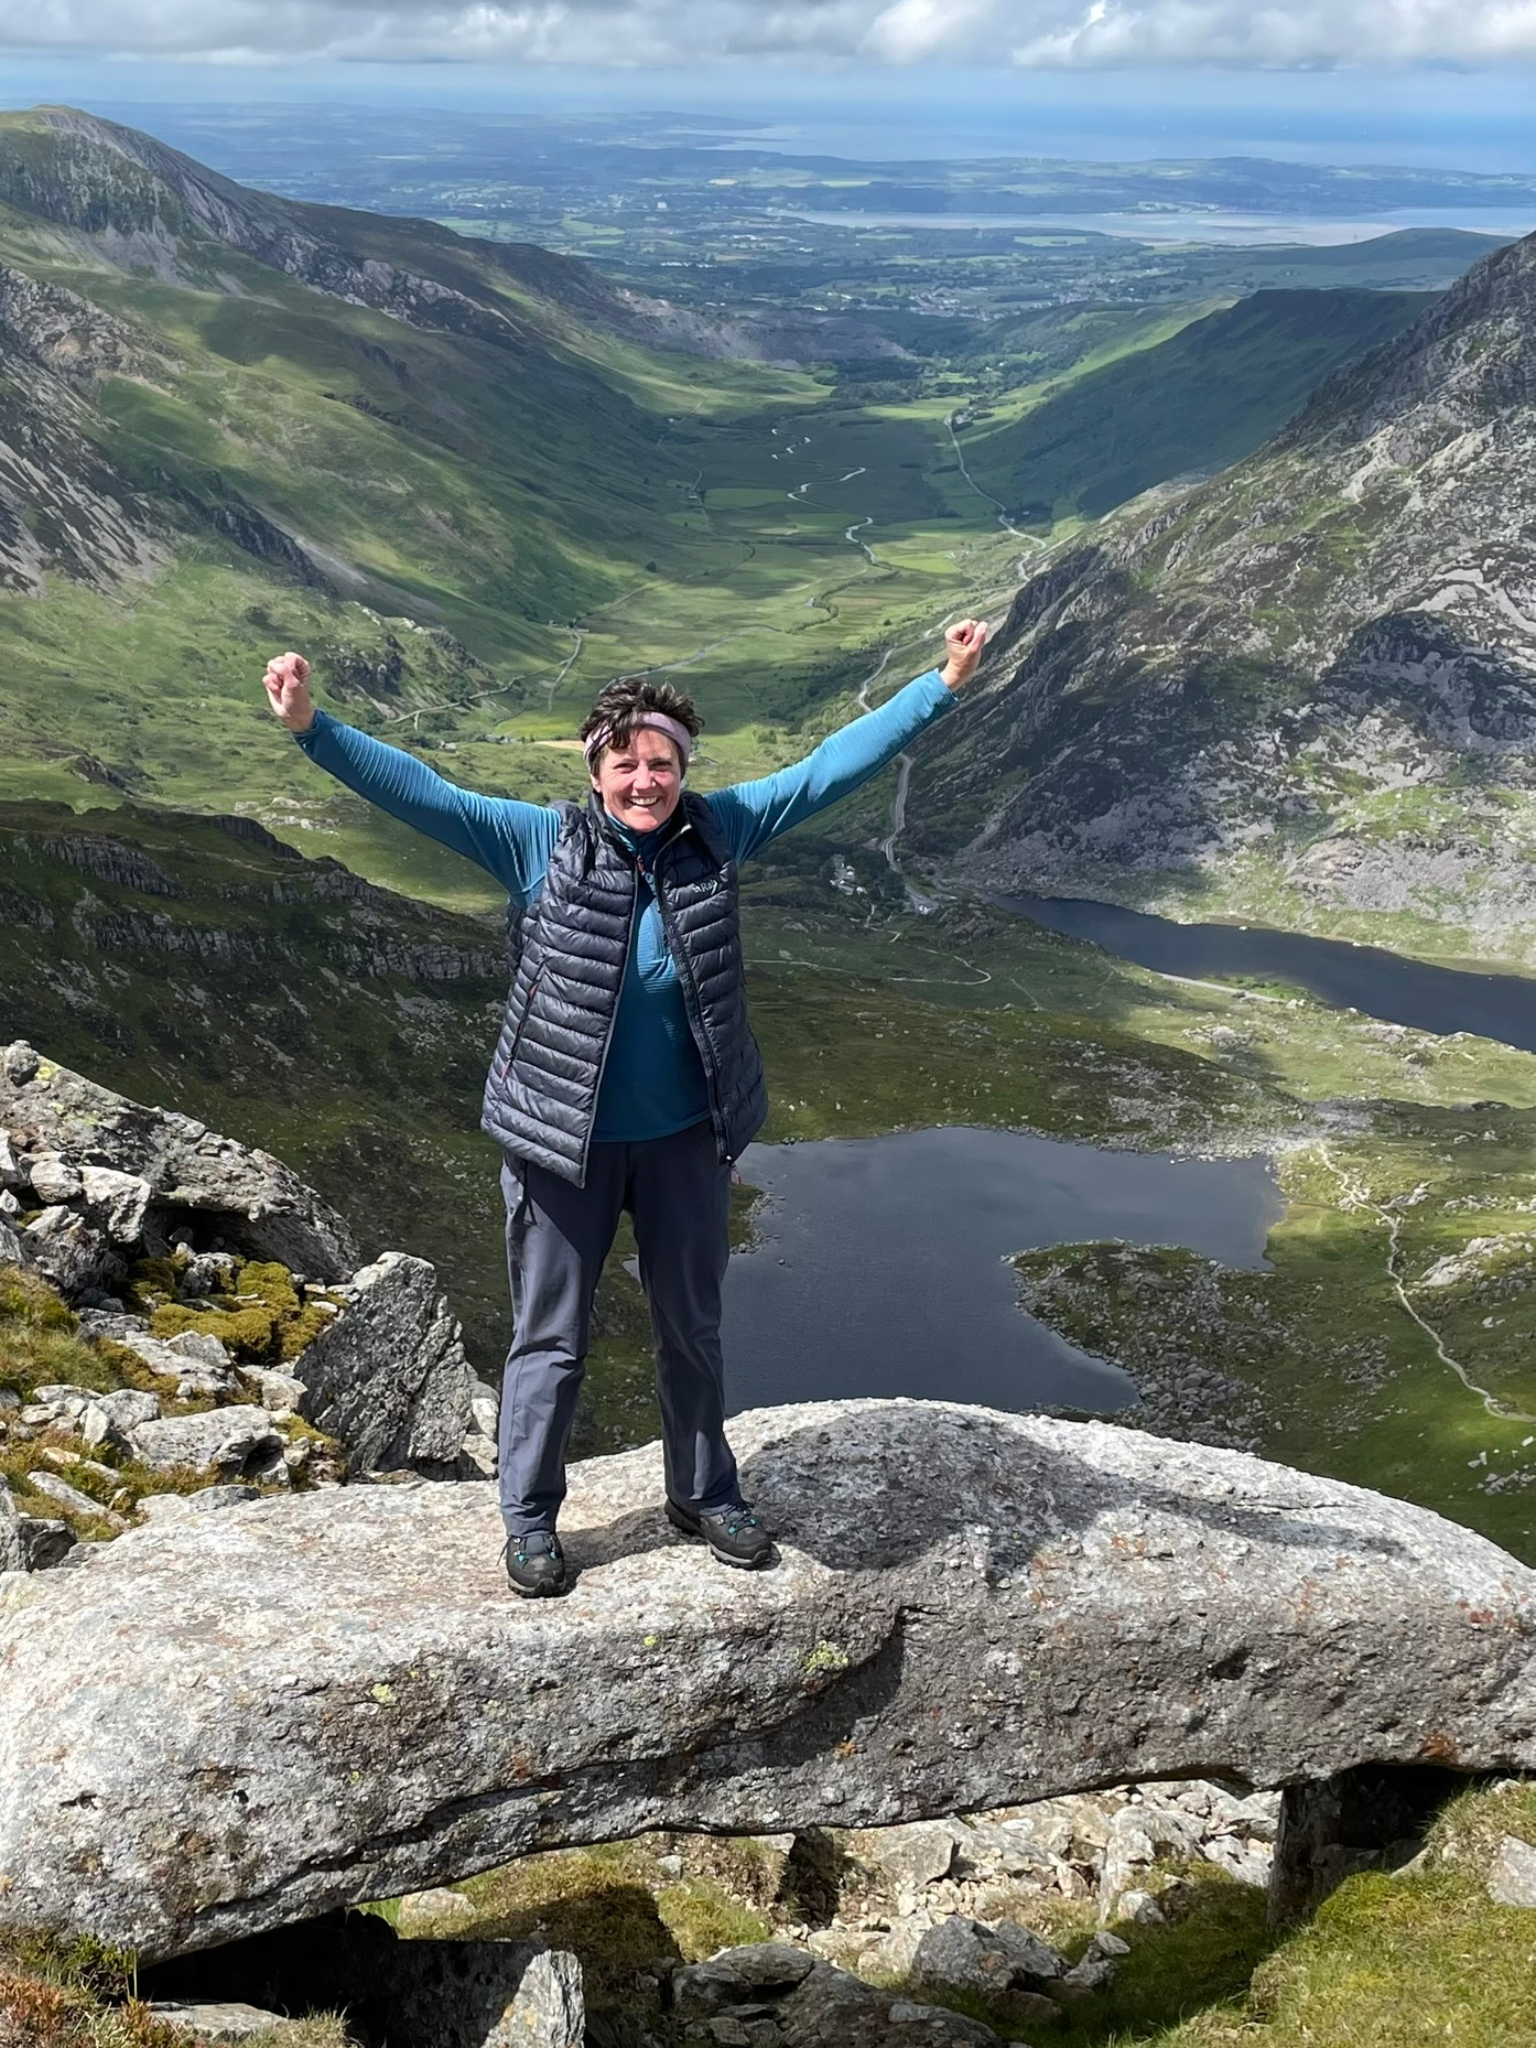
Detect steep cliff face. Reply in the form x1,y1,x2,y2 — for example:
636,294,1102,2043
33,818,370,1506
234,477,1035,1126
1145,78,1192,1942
907,233,1536,956
0,261,168,592
0,247,338,597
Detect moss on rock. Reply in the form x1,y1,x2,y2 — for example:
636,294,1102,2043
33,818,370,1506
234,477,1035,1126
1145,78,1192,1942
148,1303,281,1362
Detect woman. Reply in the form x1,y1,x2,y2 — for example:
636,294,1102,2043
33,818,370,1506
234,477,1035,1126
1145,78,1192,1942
262,619,987,1594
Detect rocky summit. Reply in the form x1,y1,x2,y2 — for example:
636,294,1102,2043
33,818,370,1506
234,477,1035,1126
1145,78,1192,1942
0,1039,358,1282
0,1398,1532,1959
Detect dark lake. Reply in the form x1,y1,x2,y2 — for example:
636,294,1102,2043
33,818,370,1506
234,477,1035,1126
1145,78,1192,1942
722,1126,1281,1416
993,893,1536,1054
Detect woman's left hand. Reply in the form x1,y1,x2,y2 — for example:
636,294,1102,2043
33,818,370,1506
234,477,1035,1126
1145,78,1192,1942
940,619,989,692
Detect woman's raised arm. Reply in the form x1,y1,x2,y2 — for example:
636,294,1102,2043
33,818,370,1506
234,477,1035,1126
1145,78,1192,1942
262,650,558,899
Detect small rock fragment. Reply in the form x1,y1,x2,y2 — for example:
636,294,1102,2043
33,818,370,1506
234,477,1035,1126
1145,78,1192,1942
128,1406,281,1477
854,1820,961,1893
239,1365,309,1416
146,2003,286,2041
79,1166,152,1245
3,1042,40,1085
1114,1889,1165,1924
0,1130,25,1188
27,1153,83,1206
26,1470,126,1531
0,1478,75,1572
1488,1834,1536,1908
21,1207,110,1294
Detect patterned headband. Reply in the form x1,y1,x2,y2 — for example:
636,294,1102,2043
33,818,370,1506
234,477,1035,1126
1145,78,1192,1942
584,711,694,772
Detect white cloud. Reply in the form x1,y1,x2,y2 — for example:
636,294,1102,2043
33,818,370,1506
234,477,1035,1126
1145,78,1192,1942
6,0,1534,67
1008,0,1536,66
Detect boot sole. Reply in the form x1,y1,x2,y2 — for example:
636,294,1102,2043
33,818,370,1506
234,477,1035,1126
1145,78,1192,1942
665,1499,775,1570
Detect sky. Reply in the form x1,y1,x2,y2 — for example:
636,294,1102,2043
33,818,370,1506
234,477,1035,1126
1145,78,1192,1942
0,4,1532,171
1,0,1533,69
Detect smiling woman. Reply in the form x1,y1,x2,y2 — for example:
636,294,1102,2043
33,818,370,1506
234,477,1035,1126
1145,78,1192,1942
260,622,988,1596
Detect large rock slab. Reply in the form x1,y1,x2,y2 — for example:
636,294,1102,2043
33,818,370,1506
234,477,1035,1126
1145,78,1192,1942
1,1399,1534,1958
0,1042,357,1279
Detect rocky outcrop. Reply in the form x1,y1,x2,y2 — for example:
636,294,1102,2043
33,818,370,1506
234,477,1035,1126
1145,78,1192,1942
0,1040,358,1279
293,1251,490,1477
0,299,166,594
0,1042,495,1494
0,1476,72,1573
1,1398,1532,1959
0,261,162,384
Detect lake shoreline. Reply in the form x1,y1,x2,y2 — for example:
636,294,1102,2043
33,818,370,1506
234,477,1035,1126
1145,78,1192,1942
989,892,1536,1055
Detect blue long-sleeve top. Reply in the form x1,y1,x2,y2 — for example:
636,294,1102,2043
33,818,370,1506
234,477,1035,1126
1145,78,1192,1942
296,671,954,1141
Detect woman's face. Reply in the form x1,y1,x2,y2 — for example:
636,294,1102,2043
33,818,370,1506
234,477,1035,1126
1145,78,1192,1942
590,730,684,834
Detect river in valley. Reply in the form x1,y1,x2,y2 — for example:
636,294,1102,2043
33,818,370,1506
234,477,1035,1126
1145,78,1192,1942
721,1125,1281,1417
993,893,1536,1054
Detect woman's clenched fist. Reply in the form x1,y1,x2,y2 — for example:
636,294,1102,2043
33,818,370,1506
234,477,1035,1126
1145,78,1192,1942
262,651,316,734
940,619,989,693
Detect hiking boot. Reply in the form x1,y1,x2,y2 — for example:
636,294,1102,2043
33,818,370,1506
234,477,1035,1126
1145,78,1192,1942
665,1497,775,1569
504,1530,567,1598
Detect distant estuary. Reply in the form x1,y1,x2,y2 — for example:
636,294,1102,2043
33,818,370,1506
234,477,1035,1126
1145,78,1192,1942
723,1126,1280,1415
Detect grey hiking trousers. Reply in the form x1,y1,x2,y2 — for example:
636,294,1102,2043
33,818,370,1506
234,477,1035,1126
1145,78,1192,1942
497,1118,741,1536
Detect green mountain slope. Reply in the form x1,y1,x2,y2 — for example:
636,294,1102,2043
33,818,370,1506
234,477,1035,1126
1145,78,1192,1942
903,231,1536,968
0,108,753,649
0,106,1033,891
960,288,1435,524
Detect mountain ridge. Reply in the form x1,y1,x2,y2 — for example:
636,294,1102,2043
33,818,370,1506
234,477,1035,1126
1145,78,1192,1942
908,230,1536,964
0,106,910,371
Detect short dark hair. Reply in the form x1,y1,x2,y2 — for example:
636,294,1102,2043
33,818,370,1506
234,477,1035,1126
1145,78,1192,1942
581,676,702,766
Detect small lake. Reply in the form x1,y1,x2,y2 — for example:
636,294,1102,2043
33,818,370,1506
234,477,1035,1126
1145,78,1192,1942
722,1126,1280,1416
993,893,1536,1055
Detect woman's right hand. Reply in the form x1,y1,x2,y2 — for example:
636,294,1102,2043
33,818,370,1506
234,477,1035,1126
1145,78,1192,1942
262,651,316,734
